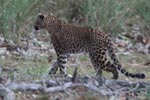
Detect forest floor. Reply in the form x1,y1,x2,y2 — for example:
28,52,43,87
0,32,150,100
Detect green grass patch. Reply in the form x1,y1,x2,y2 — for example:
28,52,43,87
132,0,150,25
79,54,89,61
0,55,49,81
0,0,43,41
1,0,150,40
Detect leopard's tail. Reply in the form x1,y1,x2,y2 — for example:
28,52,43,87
108,43,145,79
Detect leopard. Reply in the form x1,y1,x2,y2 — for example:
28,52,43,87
33,13,145,79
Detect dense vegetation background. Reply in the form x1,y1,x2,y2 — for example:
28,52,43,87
0,0,150,40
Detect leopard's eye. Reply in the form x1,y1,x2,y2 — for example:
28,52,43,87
34,26,39,30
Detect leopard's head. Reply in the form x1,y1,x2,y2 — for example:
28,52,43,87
34,13,46,31
34,13,62,33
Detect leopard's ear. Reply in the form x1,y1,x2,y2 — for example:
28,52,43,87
38,13,45,20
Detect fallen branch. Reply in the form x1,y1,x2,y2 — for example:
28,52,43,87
0,76,150,99
0,84,15,100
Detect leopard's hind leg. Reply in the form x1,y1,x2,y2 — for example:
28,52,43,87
89,47,118,79
89,48,103,77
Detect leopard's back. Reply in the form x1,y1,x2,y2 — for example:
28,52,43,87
51,24,103,54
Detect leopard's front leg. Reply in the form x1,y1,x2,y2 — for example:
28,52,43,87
49,54,68,76
58,54,68,76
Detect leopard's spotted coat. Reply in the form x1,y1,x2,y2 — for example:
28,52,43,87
33,13,145,79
